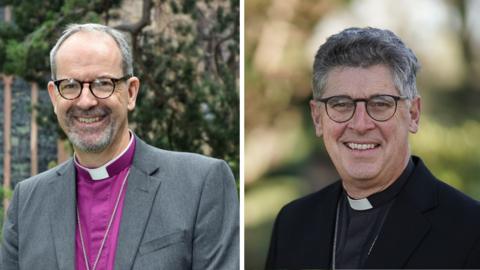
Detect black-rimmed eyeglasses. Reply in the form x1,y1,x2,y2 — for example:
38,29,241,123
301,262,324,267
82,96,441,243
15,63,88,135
53,75,132,100
316,94,408,123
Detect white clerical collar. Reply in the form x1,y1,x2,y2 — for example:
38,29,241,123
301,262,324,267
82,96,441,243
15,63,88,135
347,196,373,210
74,130,135,180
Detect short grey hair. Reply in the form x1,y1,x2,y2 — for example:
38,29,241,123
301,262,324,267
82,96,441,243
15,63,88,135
312,27,420,100
50,23,133,79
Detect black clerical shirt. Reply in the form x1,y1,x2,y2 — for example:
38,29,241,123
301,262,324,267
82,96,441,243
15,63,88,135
333,159,415,269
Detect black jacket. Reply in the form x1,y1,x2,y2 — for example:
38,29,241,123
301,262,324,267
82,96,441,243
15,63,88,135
266,157,480,269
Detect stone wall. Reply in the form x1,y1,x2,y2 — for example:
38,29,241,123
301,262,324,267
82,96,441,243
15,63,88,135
38,88,58,175
0,77,58,187
11,79,31,185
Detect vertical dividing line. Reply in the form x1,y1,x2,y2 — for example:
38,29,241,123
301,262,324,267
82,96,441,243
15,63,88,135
31,82,38,176
3,75,13,215
3,4,13,216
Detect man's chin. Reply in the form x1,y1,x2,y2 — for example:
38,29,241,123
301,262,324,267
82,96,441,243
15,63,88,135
68,134,111,153
73,142,109,153
341,161,381,181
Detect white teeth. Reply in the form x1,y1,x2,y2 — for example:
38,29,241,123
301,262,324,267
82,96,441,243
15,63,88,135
347,143,377,150
78,117,100,123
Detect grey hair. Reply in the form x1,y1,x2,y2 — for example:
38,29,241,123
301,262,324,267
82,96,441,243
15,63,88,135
312,27,420,100
49,23,133,79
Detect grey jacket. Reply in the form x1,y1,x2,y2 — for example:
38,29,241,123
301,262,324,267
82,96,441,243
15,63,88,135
1,137,239,270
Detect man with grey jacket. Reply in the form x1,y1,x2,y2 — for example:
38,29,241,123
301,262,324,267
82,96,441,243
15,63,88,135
1,23,239,270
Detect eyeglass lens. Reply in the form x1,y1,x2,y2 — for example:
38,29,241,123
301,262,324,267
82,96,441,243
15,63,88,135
58,78,116,99
325,95,397,122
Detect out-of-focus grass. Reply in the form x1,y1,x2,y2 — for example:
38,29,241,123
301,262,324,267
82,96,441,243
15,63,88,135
245,176,307,270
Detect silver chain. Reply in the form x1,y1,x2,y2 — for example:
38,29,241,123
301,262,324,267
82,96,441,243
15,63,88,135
331,199,340,270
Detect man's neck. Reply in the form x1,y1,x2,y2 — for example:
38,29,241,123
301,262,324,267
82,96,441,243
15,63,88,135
343,176,398,199
74,130,131,168
341,157,410,199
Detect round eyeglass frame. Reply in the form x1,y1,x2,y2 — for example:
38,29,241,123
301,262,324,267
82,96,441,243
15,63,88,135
316,94,408,123
53,75,132,100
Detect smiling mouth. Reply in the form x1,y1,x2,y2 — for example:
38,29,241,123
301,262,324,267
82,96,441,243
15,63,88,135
345,142,380,150
75,116,104,124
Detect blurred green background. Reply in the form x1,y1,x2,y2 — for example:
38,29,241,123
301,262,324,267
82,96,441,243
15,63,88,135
245,0,480,269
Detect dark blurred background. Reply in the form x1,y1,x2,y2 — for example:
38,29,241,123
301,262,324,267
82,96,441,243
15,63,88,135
245,0,480,269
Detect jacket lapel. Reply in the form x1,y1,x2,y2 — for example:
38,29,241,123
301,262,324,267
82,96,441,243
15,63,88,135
114,138,162,270
48,160,76,270
365,158,437,268
289,182,340,268
364,194,431,268
311,183,341,268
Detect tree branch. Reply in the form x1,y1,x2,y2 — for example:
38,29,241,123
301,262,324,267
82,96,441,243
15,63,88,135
114,0,153,35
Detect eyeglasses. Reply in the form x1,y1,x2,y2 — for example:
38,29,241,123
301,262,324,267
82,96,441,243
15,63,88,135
316,94,408,123
53,75,132,100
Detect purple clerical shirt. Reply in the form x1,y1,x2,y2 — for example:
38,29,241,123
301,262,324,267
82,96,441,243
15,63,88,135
74,134,136,270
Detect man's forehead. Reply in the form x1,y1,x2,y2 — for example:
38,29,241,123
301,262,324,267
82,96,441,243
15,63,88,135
56,31,121,59
324,65,397,95
54,30,123,79
57,30,119,54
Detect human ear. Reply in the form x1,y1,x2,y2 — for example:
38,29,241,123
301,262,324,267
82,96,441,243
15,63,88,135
126,76,140,111
47,81,58,114
310,100,323,137
408,96,421,133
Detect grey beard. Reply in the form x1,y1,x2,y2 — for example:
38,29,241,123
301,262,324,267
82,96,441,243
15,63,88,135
67,124,114,153
64,106,114,153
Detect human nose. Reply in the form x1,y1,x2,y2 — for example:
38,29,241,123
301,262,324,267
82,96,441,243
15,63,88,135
75,83,98,109
347,102,375,133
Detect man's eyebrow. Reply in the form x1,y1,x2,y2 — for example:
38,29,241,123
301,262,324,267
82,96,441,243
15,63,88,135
94,75,116,79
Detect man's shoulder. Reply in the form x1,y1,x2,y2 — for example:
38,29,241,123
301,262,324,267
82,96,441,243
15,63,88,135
139,141,225,169
135,141,237,203
15,159,72,190
434,176,480,217
277,181,341,219
410,157,480,221
134,140,232,185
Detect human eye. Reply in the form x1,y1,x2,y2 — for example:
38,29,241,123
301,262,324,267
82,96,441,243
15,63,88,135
90,78,115,98
91,78,114,93
59,79,79,90
94,78,114,87
328,97,354,111
369,96,395,109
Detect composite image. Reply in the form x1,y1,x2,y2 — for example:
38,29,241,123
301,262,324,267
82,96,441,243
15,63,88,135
1,0,480,269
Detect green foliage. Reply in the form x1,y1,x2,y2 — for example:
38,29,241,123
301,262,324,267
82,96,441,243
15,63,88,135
4,39,25,74
0,186,11,240
0,0,120,81
0,186,12,201
132,1,239,178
